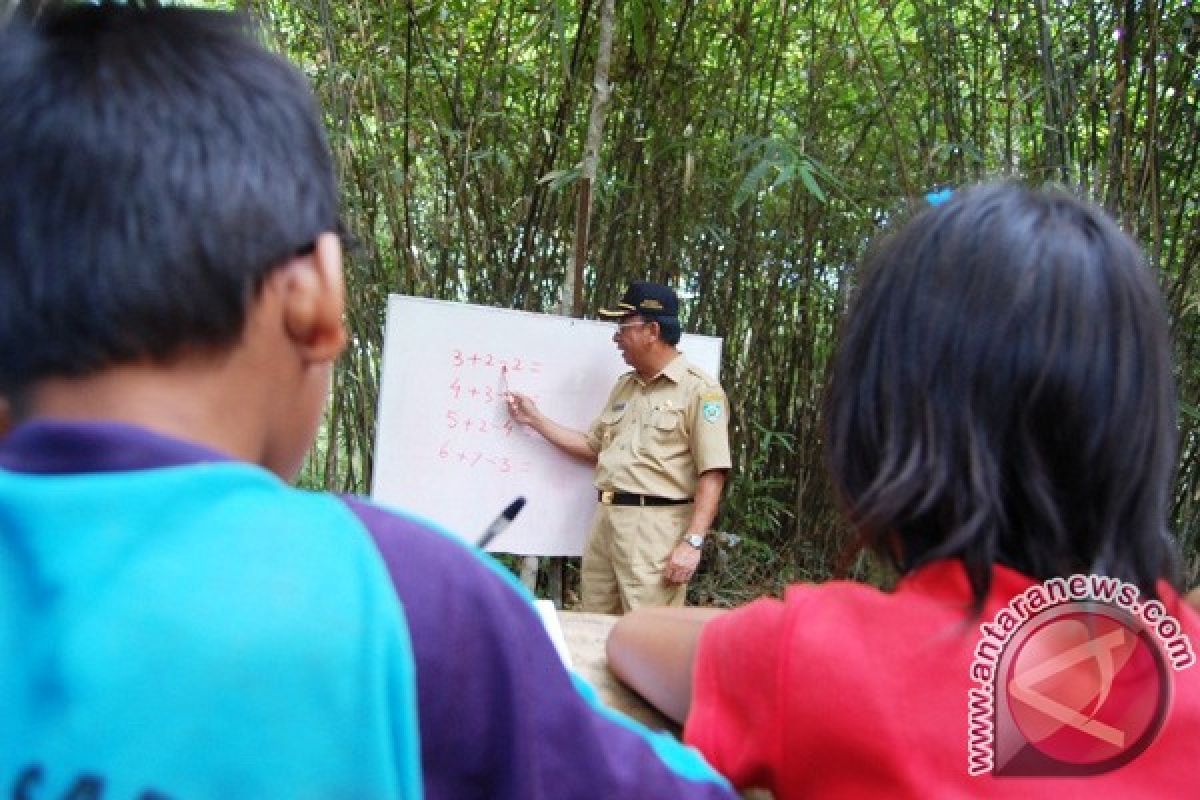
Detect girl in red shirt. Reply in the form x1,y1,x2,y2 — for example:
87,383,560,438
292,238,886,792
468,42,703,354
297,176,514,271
608,182,1200,798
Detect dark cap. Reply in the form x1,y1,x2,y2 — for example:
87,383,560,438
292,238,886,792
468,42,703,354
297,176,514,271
597,281,679,320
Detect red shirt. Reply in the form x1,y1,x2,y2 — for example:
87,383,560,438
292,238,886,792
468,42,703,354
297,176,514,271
685,560,1200,798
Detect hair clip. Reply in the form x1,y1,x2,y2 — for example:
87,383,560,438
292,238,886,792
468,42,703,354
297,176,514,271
925,188,954,207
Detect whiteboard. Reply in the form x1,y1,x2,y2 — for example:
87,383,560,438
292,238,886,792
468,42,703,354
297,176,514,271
370,295,723,556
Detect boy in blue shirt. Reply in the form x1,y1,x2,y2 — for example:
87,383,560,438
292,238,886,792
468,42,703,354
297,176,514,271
0,5,733,798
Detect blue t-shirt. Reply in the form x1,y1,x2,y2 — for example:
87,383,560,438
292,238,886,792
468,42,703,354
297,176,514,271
0,421,733,799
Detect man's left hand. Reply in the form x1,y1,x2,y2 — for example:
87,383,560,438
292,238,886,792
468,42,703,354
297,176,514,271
663,541,702,584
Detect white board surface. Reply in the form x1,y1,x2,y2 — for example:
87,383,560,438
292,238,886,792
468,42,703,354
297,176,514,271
370,295,723,556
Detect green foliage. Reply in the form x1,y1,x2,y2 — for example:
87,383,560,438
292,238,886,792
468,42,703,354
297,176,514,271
537,164,584,192
689,423,800,605
731,135,834,210
689,532,797,607
720,423,796,541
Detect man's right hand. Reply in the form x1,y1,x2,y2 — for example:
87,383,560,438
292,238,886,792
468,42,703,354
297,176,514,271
505,392,598,465
506,392,541,427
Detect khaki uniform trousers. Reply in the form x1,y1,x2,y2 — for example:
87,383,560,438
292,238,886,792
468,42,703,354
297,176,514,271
580,501,693,613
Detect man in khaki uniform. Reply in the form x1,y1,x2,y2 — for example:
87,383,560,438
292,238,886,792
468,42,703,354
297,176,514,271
507,282,731,612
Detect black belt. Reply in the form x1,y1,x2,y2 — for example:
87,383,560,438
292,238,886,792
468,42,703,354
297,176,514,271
598,490,692,507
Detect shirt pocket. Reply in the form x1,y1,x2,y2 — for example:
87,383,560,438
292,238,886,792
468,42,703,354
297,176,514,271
646,408,686,449
597,406,627,448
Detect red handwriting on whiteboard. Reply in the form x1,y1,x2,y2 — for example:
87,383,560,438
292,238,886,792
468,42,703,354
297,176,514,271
449,349,543,375
444,410,515,437
437,441,532,474
440,348,541,477
447,380,511,404
448,381,541,407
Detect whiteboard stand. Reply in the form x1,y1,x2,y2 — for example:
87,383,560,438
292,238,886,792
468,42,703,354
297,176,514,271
545,558,564,609
519,556,538,593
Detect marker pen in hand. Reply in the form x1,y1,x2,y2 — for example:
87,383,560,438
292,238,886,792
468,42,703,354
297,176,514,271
476,496,526,549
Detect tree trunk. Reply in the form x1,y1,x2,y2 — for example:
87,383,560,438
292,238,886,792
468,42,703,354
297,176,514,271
564,0,615,316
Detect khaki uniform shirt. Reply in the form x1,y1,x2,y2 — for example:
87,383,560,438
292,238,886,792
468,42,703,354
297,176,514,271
585,354,732,499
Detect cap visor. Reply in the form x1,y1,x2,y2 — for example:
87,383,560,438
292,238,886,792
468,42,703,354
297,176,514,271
597,301,638,320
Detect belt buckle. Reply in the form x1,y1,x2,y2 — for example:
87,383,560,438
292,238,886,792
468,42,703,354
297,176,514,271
600,490,614,505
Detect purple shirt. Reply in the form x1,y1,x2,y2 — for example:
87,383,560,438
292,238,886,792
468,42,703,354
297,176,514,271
0,421,734,799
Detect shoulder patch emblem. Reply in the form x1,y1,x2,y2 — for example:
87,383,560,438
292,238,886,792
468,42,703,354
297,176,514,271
702,399,723,423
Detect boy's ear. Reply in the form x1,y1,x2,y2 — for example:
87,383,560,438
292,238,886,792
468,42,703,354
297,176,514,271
279,231,347,363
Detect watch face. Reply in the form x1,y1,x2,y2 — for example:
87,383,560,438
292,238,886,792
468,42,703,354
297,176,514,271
685,534,705,549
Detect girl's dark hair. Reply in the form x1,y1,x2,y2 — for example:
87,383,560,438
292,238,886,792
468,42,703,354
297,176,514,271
824,183,1180,607
0,4,338,396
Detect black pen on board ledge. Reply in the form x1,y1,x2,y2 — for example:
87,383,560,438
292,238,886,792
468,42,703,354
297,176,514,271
477,496,526,549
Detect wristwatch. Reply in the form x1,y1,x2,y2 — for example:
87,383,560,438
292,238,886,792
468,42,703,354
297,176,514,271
683,532,706,549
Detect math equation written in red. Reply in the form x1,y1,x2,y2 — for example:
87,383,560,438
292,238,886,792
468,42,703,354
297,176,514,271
435,349,545,476
449,349,543,373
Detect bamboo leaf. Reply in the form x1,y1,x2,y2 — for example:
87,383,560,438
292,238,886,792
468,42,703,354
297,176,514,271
770,163,796,191
732,158,775,211
796,163,826,203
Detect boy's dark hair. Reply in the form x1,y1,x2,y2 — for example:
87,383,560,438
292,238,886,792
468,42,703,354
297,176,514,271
0,3,338,398
824,182,1180,608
